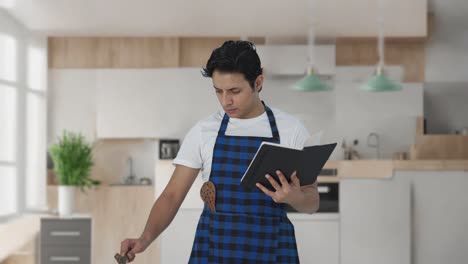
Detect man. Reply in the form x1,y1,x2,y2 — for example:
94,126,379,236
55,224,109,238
120,40,320,263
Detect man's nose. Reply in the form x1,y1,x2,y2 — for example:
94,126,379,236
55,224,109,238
222,93,232,105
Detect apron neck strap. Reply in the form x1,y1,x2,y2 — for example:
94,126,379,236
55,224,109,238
218,101,280,141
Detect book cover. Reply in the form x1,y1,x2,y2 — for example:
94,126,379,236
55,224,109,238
240,142,337,191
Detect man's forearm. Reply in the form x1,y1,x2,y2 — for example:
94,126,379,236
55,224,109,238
139,193,181,245
288,188,320,214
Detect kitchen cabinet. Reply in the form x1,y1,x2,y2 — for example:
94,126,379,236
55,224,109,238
289,213,340,264
40,216,92,264
159,209,202,263
155,160,204,263
340,177,411,264
155,160,205,209
96,68,217,138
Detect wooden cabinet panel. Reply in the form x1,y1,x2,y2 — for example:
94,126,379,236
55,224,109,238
48,37,99,68
336,38,425,82
411,135,468,159
49,37,180,68
178,37,239,67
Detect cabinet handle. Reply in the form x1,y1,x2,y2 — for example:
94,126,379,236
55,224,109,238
50,256,80,262
50,231,81,237
318,186,330,193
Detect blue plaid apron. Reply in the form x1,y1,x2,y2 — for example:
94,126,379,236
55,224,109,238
189,103,300,264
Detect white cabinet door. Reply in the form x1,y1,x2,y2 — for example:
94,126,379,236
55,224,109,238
96,68,217,138
155,160,204,210
289,214,340,264
340,178,411,264
160,209,202,263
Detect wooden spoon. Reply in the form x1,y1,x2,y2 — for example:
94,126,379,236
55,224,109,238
200,181,216,212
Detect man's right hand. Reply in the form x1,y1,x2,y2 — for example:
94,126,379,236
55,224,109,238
120,237,149,263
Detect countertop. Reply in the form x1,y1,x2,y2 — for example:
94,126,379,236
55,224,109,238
322,160,468,179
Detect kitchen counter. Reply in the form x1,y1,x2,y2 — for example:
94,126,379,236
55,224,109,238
323,159,468,179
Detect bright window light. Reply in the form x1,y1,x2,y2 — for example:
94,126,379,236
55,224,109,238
0,33,17,82
0,166,17,216
0,84,16,162
27,45,47,91
0,0,15,9
25,93,47,209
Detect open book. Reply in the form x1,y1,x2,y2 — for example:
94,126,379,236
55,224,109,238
240,142,337,191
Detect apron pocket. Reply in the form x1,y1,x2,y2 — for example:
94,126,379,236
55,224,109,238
208,211,279,263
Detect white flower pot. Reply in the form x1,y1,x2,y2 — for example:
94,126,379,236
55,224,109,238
58,185,75,216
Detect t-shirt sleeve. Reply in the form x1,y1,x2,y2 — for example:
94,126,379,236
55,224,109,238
291,119,312,149
172,123,203,169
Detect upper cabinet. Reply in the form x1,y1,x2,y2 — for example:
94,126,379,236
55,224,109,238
96,68,218,138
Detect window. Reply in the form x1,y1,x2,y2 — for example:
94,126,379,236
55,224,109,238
0,33,18,218
0,21,47,218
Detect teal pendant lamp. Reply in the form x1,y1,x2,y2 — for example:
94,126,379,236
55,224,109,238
361,66,402,92
361,0,401,92
293,0,331,92
294,67,332,91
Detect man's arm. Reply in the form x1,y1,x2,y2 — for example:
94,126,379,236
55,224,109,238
288,182,320,214
121,165,199,261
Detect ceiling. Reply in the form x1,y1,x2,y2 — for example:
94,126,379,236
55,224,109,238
2,0,427,37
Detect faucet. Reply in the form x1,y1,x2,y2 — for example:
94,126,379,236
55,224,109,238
124,156,136,184
367,132,380,159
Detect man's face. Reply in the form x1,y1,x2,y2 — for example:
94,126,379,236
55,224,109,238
212,70,263,119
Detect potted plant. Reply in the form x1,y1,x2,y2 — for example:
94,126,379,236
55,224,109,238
49,131,100,216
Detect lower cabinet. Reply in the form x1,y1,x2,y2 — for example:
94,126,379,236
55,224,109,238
160,210,340,264
160,209,202,263
40,217,92,264
289,213,340,264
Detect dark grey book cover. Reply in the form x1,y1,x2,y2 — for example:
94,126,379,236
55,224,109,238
240,142,337,191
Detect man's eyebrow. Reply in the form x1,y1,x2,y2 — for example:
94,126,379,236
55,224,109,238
213,86,240,91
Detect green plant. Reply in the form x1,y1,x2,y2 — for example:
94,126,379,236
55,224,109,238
49,130,100,191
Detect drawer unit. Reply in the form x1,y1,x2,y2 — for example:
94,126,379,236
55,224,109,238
41,217,92,264
40,246,90,264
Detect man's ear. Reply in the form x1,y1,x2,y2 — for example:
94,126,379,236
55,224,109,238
255,75,264,92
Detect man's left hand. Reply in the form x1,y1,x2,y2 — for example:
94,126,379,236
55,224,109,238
256,170,305,204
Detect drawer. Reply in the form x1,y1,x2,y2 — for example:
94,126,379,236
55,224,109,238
41,246,90,264
41,219,91,246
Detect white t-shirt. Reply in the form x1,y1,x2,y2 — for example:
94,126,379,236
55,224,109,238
173,107,320,181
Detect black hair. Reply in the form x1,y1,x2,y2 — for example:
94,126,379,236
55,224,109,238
202,40,263,91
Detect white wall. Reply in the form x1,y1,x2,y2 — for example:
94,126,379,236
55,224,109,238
426,0,468,82
263,66,423,160
424,82,468,134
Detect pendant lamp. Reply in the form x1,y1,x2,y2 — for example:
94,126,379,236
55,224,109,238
293,0,331,92
360,0,402,92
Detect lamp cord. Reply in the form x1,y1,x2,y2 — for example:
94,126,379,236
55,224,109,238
377,0,385,69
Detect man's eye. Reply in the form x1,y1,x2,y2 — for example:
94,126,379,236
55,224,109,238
232,90,240,94
215,90,222,94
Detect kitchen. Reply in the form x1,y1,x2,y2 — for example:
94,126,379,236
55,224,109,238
1,0,468,264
